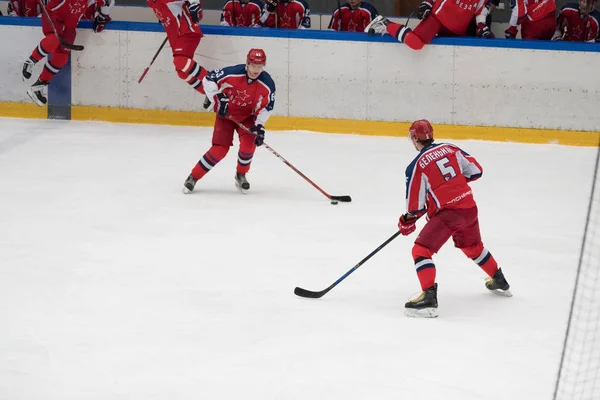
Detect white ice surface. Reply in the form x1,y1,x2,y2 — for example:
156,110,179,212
0,118,597,400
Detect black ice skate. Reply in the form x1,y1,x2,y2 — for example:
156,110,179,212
485,268,512,297
22,58,35,81
234,172,250,193
365,15,389,36
27,79,48,106
182,174,197,194
404,283,438,318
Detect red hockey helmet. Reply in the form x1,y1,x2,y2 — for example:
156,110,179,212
409,119,434,141
247,48,267,66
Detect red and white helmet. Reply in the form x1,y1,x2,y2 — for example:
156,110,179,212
409,119,434,141
247,48,267,66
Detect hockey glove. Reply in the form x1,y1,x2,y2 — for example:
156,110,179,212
187,0,203,24
398,213,418,236
214,93,229,117
476,23,494,39
93,13,112,33
265,0,279,12
505,25,518,39
417,1,432,20
251,124,265,146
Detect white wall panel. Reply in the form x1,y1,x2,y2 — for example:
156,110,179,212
366,42,455,124
0,25,43,103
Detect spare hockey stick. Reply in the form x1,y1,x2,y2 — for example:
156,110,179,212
138,36,169,83
38,0,84,51
294,231,402,298
228,116,352,203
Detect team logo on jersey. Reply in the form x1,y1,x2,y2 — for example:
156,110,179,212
232,90,251,106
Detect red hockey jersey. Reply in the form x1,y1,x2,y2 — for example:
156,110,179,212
8,0,43,16
555,3,600,42
220,0,263,27
47,0,113,27
405,143,483,218
260,0,311,29
203,64,276,126
328,1,378,32
431,0,488,35
509,0,556,26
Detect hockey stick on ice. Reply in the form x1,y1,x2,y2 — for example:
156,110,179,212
294,231,401,298
227,115,352,203
138,36,169,83
38,0,84,51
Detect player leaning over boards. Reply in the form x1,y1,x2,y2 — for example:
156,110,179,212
22,0,114,106
183,49,276,194
365,0,494,50
399,120,511,318
148,0,208,94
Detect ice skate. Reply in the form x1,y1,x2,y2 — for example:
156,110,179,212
365,15,389,36
26,79,48,106
22,58,35,81
485,268,512,297
234,172,250,194
404,283,438,318
182,174,197,194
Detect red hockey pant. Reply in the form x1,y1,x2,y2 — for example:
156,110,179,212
521,13,557,40
411,207,499,290
30,11,75,83
191,116,257,180
386,15,456,51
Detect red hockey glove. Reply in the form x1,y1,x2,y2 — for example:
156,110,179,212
265,0,279,12
213,93,229,117
417,1,432,20
505,25,518,39
476,23,495,39
398,213,418,236
93,13,111,33
251,124,265,146
187,0,203,24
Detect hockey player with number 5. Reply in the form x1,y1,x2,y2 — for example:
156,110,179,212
398,120,511,318
183,49,276,194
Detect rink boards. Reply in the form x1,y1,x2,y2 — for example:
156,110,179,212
0,18,599,146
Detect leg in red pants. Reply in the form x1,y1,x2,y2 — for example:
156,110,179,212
183,116,256,193
150,1,207,94
410,207,501,291
369,14,445,50
24,12,75,106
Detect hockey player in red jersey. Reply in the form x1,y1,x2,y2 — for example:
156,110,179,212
260,0,311,29
365,0,493,51
148,0,208,94
7,0,43,16
505,0,557,39
22,0,114,106
398,120,511,318
220,0,264,27
183,49,276,194
553,0,599,42
328,0,378,32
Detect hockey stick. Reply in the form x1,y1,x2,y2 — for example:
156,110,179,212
227,115,352,203
138,36,169,83
294,231,402,298
38,0,84,51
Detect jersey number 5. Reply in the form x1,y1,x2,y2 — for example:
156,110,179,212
436,157,457,181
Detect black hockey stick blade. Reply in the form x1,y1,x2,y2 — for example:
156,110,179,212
294,286,331,298
61,41,84,51
330,195,352,202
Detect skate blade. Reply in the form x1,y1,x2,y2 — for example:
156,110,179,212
490,288,513,297
234,181,248,195
182,186,193,194
404,307,438,318
26,89,45,107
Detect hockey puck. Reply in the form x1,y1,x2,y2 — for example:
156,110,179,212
331,200,338,205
